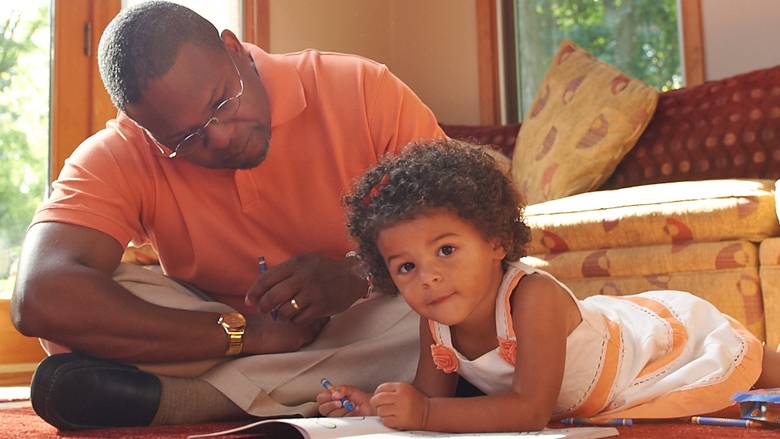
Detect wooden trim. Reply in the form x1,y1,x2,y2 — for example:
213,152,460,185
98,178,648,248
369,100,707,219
242,0,270,51
679,0,705,86
51,0,120,183
51,0,90,183
0,299,46,386
493,1,704,124
476,0,501,125
90,1,121,134
500,0,518,124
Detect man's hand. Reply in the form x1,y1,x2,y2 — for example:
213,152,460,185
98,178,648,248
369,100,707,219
370,382,430,430
240,312,328,355
245,252,367,324
317,385,374,417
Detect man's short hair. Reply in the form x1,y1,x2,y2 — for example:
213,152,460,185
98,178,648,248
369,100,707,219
98,0,226,112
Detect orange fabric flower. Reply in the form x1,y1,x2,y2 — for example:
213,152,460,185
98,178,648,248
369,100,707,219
497,336,517,366
430,343,458,373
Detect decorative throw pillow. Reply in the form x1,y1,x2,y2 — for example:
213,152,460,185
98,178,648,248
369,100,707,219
511,39,659,205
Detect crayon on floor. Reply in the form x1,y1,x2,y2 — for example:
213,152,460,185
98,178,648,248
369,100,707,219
690,416,762,428
321,378,354,411
561,418,632,426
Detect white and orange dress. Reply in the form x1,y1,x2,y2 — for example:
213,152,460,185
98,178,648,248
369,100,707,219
428,262,763,419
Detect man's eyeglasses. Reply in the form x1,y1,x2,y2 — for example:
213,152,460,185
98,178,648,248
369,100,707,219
152,50,244,158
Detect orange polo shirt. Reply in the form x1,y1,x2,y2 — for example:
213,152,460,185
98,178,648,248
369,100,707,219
32,45,445,313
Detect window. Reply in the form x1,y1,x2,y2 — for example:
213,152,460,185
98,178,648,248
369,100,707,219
0,1,50,298
0,1,268,299
122,0,242,36
501,0,698,123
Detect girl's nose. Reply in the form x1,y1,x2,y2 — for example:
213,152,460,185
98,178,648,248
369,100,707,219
420,264,443,286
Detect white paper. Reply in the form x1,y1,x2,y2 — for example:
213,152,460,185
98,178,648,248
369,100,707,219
187,416,618,439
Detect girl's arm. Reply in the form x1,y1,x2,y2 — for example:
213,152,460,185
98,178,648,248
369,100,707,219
321,317,458,418
368,317,458,427
412,317,460,397
375,273,579,432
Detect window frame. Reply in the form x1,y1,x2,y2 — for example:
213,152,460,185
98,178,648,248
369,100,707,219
479,0,705,125
51,0,121,183
50,0,269,184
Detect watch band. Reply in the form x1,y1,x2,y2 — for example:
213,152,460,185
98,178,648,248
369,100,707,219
217,312,246,356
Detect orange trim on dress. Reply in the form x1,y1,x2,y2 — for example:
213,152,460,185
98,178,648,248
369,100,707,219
567,315,622,418
602,314,763,419
428,320,441,345
428,320,459,373
614,295,688,379
503,272,525,339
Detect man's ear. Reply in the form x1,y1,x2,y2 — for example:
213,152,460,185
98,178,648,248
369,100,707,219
220,29,249,62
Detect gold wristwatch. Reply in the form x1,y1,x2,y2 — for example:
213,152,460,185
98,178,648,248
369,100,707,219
217,312,246,356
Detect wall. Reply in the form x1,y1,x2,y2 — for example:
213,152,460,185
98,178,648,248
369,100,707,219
268,0,481,125
700,0,780,81
269,1,780,125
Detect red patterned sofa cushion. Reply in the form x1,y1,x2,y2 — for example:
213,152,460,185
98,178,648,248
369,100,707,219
601,64,780,190
439,123,521,158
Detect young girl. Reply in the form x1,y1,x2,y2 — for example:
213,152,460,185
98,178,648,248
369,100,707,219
317,139,780,433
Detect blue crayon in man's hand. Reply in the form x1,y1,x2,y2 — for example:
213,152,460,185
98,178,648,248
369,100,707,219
258,256,267,272
321,378,354,411
258,256,279,321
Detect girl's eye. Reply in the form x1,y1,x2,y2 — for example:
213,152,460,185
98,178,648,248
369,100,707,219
439,245,455,256
399,262,415,274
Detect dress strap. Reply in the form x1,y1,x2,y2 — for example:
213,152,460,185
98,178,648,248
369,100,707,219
428,319,442,345
496,267,527,339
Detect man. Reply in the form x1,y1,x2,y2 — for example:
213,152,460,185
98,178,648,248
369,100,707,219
11,1,445,430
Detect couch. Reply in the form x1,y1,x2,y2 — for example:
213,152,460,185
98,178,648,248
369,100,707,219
441,60,780,349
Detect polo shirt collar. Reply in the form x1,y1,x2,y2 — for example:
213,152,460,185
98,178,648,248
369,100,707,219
245,45,306,128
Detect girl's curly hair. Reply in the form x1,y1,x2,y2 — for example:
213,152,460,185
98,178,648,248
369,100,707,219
344,138,532,294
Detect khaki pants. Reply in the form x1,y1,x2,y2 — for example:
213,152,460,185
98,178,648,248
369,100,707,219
45,262,420,417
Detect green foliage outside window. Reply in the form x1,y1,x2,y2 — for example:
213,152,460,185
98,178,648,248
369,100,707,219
0,3,49,298
516,0,682,117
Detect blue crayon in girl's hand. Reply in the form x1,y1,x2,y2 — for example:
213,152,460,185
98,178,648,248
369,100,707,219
321,378,354,411
258,257,278,321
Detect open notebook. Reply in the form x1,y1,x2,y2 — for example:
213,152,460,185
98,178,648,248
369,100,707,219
187,416,619,439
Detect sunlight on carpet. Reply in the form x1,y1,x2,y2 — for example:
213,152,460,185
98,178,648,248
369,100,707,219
0,386,30,402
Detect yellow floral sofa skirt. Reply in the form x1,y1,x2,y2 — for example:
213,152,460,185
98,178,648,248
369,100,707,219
522,179,780,347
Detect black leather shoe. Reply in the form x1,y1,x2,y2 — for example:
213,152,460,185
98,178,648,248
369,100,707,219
30,352,162,430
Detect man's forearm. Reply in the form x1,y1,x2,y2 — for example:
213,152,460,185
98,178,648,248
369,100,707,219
13,266,229,363
11,222,230,363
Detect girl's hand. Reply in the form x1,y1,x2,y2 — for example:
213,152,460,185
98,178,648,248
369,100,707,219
370,382,430,430
316,385,374,417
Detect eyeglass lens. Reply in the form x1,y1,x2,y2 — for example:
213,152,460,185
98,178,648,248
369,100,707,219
174,96,241,155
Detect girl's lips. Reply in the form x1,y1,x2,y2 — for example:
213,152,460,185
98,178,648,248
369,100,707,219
429,293,454,306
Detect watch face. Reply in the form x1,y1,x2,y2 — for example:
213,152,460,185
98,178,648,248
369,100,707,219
221,312,246,328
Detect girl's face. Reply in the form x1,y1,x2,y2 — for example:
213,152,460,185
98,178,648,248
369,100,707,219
376,209,507,327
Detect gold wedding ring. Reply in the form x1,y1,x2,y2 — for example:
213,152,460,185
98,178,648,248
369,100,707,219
290,298,301,310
